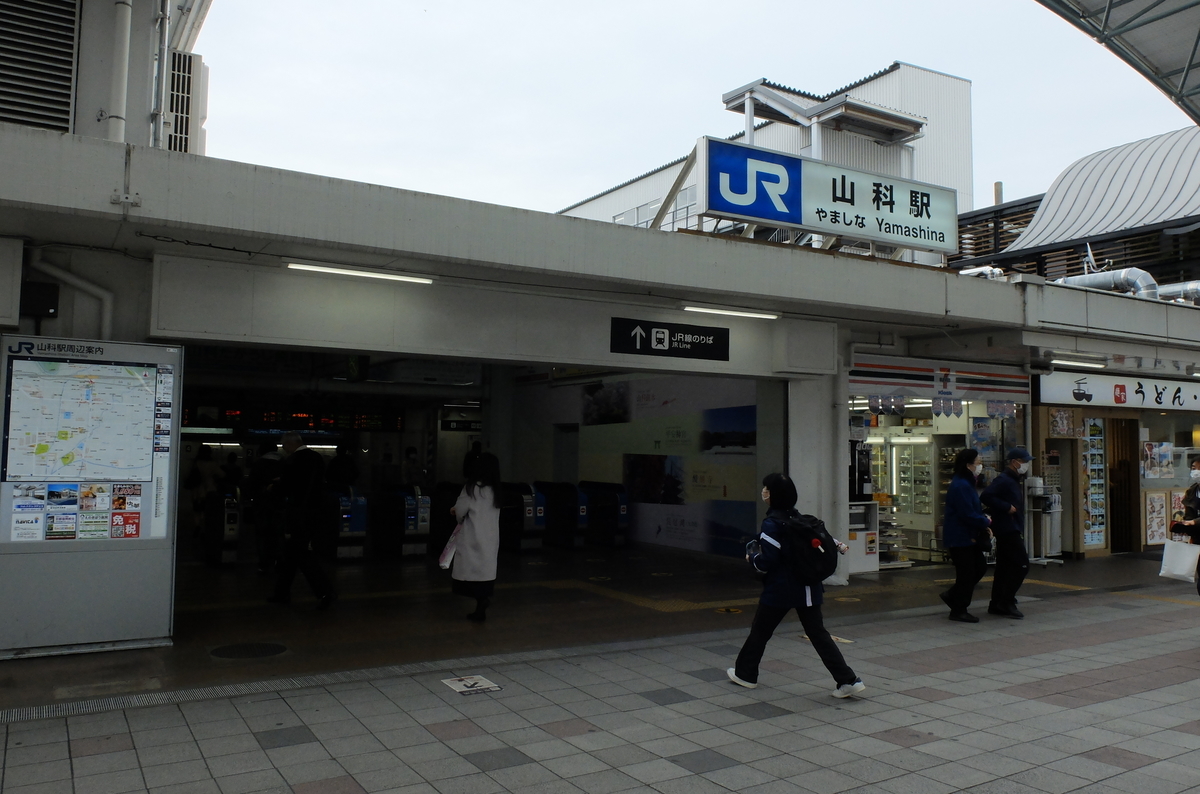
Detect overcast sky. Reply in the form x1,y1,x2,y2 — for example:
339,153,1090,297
193,1,1192,215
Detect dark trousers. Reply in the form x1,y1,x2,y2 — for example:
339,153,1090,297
273,535,333,600
990,533,1029,608
943,546,987,612
734,602,856,686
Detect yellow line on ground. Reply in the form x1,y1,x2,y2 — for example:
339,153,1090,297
1125,593,1200,607
1022,579,1091,590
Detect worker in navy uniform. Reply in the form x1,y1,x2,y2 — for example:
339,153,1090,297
268,431,336,609
981,448,1033,618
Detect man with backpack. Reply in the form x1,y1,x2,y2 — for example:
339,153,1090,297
727,473,865,697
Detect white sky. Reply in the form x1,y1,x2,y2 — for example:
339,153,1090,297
194,0,1192,215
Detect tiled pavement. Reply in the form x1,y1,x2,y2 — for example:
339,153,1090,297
4,587,1200,794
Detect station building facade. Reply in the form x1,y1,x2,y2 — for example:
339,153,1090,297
3,1,1200,653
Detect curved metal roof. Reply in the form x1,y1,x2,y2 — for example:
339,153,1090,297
1005,125,1200,251
1036,1,1200,124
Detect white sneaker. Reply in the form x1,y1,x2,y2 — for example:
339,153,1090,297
726,667,757,689
832,679,865,699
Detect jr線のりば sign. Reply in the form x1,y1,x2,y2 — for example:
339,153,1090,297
695,137,958,255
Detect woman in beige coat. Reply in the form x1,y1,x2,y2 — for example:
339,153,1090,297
450,452,502,622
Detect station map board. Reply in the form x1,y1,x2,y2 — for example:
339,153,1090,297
0,336,182,655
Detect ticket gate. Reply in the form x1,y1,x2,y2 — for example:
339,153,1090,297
499,482,545,551
336,489,368,559
533,481,585,548
577,481,628,546
400,486,431,556
221,496,240,564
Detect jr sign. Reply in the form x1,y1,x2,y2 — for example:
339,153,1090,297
695,137,958,255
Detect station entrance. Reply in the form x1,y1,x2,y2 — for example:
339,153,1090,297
130,343,801,683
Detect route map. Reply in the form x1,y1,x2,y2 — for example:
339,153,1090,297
4,360,156,481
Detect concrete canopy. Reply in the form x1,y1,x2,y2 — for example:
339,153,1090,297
1037,0,1200,125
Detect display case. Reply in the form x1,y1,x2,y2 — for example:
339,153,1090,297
878,510,912,569
870,443,888,497
892,443,932,516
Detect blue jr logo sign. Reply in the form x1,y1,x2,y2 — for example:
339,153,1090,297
702,138,802,226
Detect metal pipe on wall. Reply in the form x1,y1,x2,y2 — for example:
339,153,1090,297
106,0,134,143
151,0,171,148
1158,280,1200,303
28,251,115,340
1054,268,1159,299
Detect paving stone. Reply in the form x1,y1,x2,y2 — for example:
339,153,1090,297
290,775,367,794
73,734,137,757
730,702,793,720
460,746,535,772
665,749,738,774
73,768,147,794
254,725,319,750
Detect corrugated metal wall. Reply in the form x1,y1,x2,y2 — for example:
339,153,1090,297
847,64,974,211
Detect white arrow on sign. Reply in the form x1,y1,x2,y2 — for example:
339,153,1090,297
631,326,646,349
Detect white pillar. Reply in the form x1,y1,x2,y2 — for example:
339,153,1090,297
810,122,823,160
107,0,133,143
787,373,849,538
744,95,755,146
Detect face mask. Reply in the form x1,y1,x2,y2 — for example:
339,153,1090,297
1191,469,1200,482
1017,462,1030,475
968,464,980,476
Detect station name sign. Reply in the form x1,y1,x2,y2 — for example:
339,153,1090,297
609,317,730,361
695,136,959,255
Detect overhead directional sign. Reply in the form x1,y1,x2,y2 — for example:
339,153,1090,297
695,136,959,255
610,317,730,361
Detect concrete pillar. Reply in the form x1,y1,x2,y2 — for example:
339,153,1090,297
788,373,849,538
756,379,788,527
482,364,515,479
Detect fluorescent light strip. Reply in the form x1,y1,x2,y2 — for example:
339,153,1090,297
1050,359,1106,369
683,306,779,320
865,436,886,445
287,263,433,284
891,436,931,444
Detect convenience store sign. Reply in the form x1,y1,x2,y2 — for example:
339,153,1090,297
1039,372,1200,411
696,137,959,255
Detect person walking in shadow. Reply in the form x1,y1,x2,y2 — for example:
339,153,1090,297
450,453,502,622
982,448,1033,618
268,432,336,610
939,448,992,623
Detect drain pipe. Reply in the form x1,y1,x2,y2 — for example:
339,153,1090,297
105,0,133,142
151,0,170,148
1054,268,1158,299
29,251,115,340
1158,281,1200,303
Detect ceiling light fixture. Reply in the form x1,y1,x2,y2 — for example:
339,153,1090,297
286,262,433,284
683,306,779,320
1050,359,1106,369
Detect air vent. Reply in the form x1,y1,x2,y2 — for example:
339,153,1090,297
167,49,206,154
0,0,79,132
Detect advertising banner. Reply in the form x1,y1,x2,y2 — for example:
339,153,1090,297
1039,371,1200,411
696,137,958,254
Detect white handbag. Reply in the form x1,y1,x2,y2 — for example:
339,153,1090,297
1159,538,1200,583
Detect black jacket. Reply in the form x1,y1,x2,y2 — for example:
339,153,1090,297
281,447,327,538
981,468,1024,536
749,508,827,608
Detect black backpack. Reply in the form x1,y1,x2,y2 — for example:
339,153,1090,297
777,513,839,585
